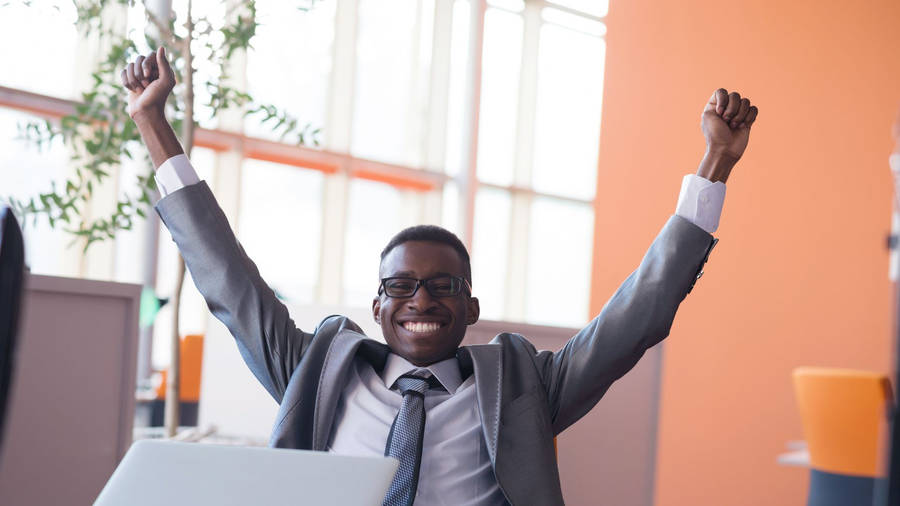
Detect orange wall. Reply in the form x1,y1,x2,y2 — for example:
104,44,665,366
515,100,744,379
589,1,900,504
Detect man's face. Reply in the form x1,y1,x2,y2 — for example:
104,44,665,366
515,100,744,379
372,240,479,366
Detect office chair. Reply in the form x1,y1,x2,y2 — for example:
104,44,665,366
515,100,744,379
150,334,204,426
0,206,25,453
793,367,893,506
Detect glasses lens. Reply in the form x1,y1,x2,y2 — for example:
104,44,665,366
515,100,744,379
384,278,417,297
425,276,460,297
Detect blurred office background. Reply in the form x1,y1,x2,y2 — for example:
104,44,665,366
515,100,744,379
1,0,899,505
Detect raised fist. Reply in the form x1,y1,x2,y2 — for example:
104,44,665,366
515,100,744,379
120,47,175,119
701,89,759,162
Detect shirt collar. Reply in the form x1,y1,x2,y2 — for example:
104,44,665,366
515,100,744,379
382,353,463,394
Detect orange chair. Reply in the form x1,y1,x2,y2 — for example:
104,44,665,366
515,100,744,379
153,334,204,426
793,367,893,506
155,334,204,402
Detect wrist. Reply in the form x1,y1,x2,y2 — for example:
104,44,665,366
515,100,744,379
697,148,739,183
130,107,184,169
131,106,166,124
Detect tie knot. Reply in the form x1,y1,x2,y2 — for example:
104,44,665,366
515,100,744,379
394,375,431,395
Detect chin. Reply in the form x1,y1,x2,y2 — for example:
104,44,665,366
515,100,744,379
401,348,446,367
389,344,452,367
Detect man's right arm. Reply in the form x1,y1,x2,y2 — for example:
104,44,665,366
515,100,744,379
122,48,312,403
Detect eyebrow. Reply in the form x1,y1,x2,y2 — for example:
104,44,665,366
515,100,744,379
385,271,458,278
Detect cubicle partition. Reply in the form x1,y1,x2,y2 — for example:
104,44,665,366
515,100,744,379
0,274,140,505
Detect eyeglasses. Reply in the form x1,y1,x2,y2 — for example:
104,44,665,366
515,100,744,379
378,275,472,298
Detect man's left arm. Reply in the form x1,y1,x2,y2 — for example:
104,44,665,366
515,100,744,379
540,89,759,434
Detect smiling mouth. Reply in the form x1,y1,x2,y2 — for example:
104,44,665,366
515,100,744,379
401,321,445,333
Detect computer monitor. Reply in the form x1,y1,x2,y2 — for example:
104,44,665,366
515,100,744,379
0,206,25,453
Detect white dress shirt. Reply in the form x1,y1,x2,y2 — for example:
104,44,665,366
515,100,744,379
329,354,506,505
153,154,727,504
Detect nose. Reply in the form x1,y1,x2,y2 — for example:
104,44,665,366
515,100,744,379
406,284,439,312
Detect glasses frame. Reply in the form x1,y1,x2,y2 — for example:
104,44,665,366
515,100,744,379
378,275,473,298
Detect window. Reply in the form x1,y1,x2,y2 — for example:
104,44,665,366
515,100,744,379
468,0,605,325
238,159,325,305
546,0,609,17
0,3,80,100
471,188,512,320
526,197,594,326
351,0,435,167
0,0,609,345
476,7,523,187
246,0,335,141
343,179,424,307
532,20,605,199
0,107,77,276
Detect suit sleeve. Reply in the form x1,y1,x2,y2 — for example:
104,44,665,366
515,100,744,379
155,182,312,404
535,214,717,434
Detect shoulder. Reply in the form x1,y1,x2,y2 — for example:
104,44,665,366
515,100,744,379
300,315,372,363
313,315,368,339
490,332,540,356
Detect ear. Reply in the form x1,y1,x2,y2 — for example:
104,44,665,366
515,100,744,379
466,296,480,325
372,297,381,324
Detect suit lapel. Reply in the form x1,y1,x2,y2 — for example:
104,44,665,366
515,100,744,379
312,331,389,451
460,344,503,464
312,335,503,460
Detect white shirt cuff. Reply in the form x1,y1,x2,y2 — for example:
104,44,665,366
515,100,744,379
675,174,726,234
154,154,201,197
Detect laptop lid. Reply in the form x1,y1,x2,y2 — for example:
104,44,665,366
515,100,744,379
94,440,398,506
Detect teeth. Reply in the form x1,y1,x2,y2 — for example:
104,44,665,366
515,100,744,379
403,322,441,333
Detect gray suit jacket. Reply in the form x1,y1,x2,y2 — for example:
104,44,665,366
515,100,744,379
155,182,717,505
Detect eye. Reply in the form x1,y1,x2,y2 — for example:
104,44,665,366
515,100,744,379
428,277,457,294
386,279,415,291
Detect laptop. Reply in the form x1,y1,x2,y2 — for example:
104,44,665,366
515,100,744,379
94,440,398,505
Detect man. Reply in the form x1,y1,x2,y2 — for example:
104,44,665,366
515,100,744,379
122,47,758,505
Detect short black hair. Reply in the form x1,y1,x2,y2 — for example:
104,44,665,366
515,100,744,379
380,225,472,284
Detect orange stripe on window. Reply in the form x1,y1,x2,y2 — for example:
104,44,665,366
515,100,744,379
193,135,231,152
352,169,436,192
243,148,339,174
